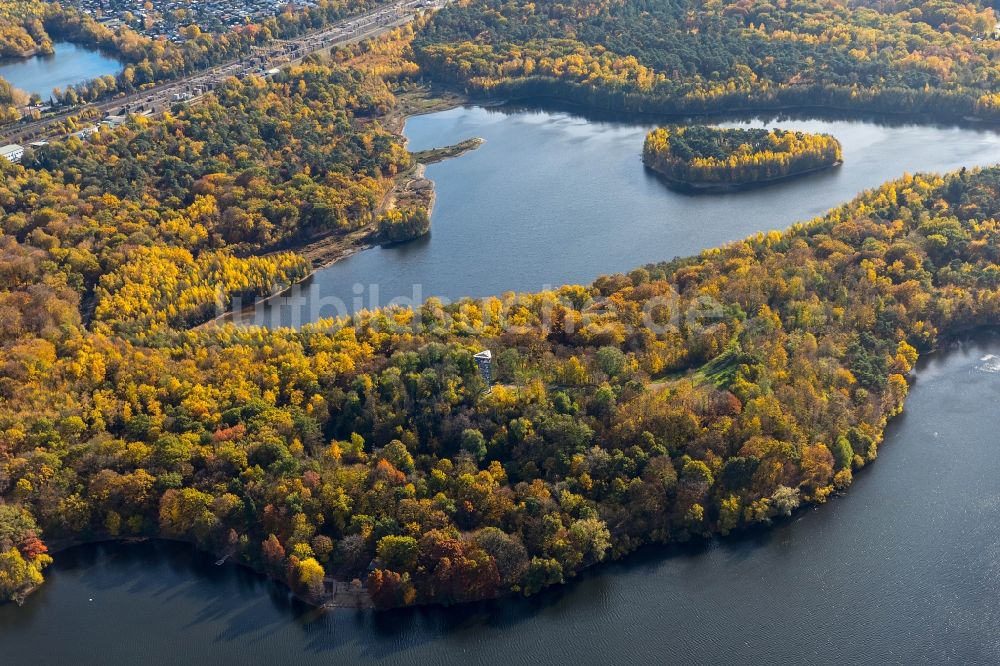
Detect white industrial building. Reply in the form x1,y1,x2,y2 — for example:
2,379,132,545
0,144,24,163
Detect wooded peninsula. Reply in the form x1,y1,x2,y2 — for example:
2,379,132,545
643,126,842,190
3,0,1000,611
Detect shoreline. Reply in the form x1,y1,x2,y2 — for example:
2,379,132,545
410,136,485,165
17,535,372,610
469,83,1000,130
32,322,979,613
202,87,470,328
4,354,909,613
286,87,469,269
0,44,54,61
202,81,1000,330
645,160,844,193
12,128,999,610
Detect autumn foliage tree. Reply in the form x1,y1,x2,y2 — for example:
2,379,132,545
6,12,1000,609
643,126,842,188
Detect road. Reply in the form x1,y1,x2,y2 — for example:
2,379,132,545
0,0,443,144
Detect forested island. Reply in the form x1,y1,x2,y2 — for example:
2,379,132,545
642,126,842,191
4,2,1000,614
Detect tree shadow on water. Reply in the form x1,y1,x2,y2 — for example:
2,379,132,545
290,524,795,661
16,502,840,663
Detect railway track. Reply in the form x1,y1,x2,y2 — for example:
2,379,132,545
0,0,441,144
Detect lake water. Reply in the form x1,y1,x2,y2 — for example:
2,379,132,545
2,333,999,665
241,105,1000,327
0,42,123,99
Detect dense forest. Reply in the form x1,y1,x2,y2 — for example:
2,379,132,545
4,58,409,339
413,0,1000,121
0,1,49,57
643,125,842,188
0,39,423,598
3,5,1000,611
6,64,1000,600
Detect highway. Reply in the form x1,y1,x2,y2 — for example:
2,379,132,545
0,0,442,144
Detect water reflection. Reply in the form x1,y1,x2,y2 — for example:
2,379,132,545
0,42,123,99
237,105,1000,328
